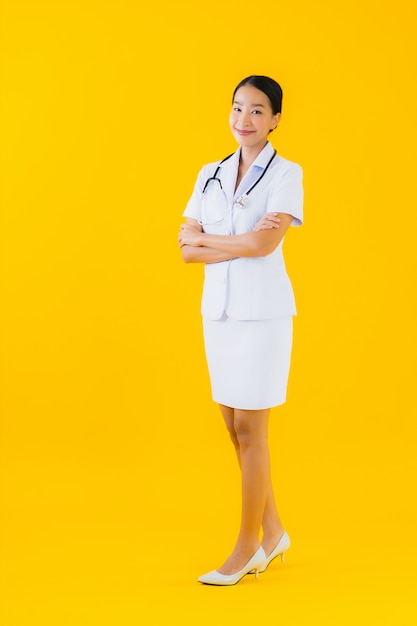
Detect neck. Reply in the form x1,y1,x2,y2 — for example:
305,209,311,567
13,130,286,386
239,141,268,167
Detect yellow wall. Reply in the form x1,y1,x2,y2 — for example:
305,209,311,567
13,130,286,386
1,1,416,623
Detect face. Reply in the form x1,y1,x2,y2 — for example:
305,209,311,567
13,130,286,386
229,85,280,150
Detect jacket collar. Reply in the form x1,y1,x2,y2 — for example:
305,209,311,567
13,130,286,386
218,141,275,203
220,141,275,171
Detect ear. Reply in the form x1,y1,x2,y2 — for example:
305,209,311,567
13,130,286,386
270,112,281,132
273,112,281,129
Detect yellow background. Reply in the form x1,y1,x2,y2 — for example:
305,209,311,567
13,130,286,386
1,0,416,623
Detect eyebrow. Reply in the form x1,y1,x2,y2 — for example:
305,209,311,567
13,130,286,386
233,100,265,107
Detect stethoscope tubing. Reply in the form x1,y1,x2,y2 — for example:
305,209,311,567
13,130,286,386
201,149,277,198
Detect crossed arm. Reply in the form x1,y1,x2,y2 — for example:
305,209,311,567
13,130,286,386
179,212,293,263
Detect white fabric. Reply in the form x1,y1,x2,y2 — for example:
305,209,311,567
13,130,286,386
183,141,303,321
184,141,303,409
203,315,293,410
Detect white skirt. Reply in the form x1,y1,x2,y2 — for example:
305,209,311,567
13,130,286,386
203,315,293,410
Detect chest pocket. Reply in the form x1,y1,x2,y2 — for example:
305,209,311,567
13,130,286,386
200,182,231,235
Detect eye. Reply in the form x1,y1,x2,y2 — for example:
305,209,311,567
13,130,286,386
233,106,241,112
252,110,262,115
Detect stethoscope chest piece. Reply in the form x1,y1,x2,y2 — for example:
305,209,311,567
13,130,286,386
234,194,248,209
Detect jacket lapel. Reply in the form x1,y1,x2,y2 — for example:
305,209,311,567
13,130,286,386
218,148,240,207
217,142,275,205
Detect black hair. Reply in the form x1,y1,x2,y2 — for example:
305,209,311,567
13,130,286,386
232,75,283,114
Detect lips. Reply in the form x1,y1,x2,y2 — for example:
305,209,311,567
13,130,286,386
236,129,255,136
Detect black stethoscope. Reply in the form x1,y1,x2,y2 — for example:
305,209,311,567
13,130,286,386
201,149,277,210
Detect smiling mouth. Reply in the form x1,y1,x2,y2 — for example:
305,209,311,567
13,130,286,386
236,129,255,135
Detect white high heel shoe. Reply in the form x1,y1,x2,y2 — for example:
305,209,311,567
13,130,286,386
257,531,291,573
198,546,266,586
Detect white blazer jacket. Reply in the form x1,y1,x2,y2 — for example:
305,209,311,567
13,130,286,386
183,142,303,321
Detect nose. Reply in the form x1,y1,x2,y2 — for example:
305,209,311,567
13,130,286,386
240,110,251,127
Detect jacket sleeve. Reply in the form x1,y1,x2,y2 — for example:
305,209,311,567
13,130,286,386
182,165,208,223
266,162,304,227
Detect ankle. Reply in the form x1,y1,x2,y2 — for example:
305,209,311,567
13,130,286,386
234,538,261,555
262,525,284,542
261,528,285,554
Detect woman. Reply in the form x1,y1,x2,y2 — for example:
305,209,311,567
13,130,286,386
178,75,303,585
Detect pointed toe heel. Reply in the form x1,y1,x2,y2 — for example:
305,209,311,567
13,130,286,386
198,546,266,586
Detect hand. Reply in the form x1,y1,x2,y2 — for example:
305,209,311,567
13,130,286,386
253,212,280,231
178,223,203,247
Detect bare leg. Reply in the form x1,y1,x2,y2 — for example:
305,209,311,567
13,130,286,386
219,404,240,463
219,404,285,563
261,480,285,556
215,407,269,574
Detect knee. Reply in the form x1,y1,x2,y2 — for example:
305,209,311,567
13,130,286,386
234,412,268,449
234,416,254,449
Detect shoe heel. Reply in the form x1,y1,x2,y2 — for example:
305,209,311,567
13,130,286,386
281,553,285,563
254,568,260,580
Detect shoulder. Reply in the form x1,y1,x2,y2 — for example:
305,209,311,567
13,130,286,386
205,151,236,171
268,155,303,189
273,154,303,176
193,152,236,185
195,158,223,179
